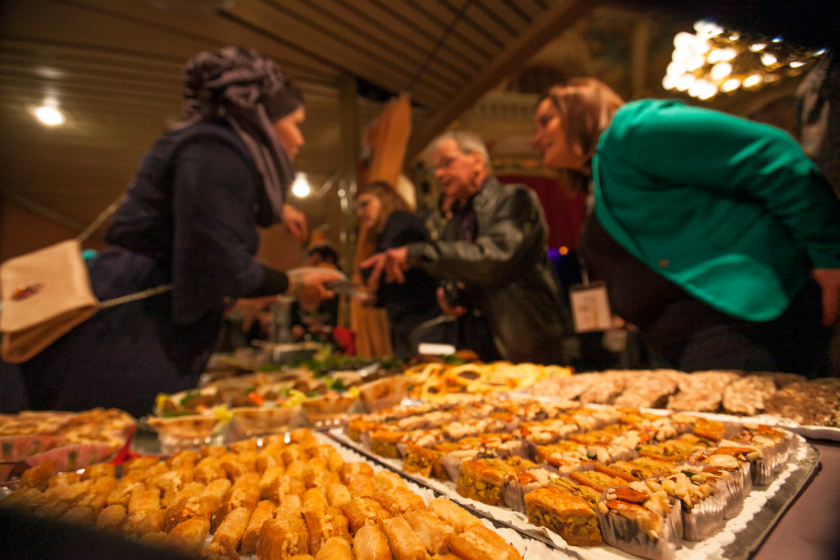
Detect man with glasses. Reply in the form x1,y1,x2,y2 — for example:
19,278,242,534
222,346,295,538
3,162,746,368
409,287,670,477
362,131,570,364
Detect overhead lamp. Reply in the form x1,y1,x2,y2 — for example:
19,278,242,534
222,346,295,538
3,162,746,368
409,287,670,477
33,106,65,126
291,173,311,197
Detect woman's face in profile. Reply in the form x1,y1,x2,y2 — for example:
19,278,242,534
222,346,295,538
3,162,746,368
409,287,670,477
534,97,578,170
356,192,382,230
273,106,306,161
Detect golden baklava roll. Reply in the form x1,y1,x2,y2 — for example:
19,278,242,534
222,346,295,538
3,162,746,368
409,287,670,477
303,487,329,516
309,445,346,474
95,504,126,531
209,505,252,551
124,456,159,474
194,457,227,484
216,471,260,529
352,523,393,560
163,517,210,556
230,439,259,454
242,499,278,554
82,463,116,481
285,460,309,481
372,472,407,495
220,453,255,480
257,454,279,476
340,498,390,535
201,478,232,507
403,510,454,555
122,489,165,537
326,483,352,509
59,506,96,525
448,526,522,560
427,499,482,535
257,510,311,560
47,471,81,489
167,449,199,469
164,482,209,531
74,476,119,515
315,537,352,560
375,486,426,517
347,477,377,500
340,462,375,486
278,494,304,516
380,517,431,560
18,461,55,491
261,466,286,501
148,465,195,508
283,444,306,466
200,445,228,459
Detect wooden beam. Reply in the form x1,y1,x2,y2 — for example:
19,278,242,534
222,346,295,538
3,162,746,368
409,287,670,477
406,0,600,163
631,18,651,100
337,75,359,277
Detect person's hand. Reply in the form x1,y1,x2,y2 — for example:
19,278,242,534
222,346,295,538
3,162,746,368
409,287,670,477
287,271,339,308
282,204,308,241
360,246,410,286
437,286,466,317
812,268,840,326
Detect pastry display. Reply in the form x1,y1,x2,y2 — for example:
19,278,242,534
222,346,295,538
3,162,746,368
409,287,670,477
341,396,798,558
0,429,523,560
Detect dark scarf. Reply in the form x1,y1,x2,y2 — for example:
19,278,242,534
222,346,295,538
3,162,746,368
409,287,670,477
176,46,302,226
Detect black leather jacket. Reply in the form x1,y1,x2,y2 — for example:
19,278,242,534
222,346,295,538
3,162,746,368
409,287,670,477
407,177,570,364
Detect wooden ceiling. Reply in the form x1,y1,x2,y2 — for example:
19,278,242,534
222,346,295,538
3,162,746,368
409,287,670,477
0,0,600,230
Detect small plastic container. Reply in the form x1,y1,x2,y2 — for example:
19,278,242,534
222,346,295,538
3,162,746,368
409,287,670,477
230,406,301,439
359,377,410,413
301,395,357,428
597,488,682,560
147,415,221,454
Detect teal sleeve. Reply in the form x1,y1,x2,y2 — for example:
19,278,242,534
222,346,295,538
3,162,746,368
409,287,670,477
603,101,840,268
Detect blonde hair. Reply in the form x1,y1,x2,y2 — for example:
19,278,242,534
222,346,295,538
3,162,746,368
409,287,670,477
356,181,410,235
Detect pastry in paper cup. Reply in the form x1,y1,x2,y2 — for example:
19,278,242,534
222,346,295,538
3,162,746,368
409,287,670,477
231,405,301,438
359,376,410,412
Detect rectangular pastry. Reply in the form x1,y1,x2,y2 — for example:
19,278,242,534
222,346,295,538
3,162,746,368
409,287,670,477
524,486,602,546
404,509,455,555
456,459,517,506
381,516,431,560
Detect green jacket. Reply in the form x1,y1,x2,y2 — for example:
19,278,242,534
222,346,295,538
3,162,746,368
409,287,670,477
593,99,840,322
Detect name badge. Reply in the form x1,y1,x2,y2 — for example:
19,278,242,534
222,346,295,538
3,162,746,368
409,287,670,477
569,282,613,333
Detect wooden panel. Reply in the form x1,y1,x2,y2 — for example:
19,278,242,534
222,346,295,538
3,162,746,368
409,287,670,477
224,0,450,107
394,0,502,56
315,0,479,78
435,0,514,46
477,0,535,28
275,0,467,88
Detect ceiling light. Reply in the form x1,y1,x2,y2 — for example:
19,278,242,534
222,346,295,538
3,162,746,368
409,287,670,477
662,75,679,90
676,74,696,91
761,53,777,66
291,173,311,197
750,43,766,52
672,47,692,63
685,55,706,72
789,61,805,68
33,106,65,126
666,61,686,77
710,62,733,80
673,32,695,49
743,74,763,88
722,78,741,92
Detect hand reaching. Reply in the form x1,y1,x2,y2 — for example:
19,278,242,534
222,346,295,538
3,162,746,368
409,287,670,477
282,204,308,241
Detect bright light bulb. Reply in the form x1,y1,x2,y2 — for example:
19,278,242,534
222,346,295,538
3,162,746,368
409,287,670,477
710,61,733,80
692,37,711,54
685,55,706,72
718,48,737,61
750,43,766,52
707,49,724,64
34,106,65,126
662,75,679,90
729,34,740,41
672,47,692,63
667,61,686,77
673,32,695,49
688,79,709,98
761,53,777,66
743,74,763,88
814,48,827,56
722,78,741,92
790,61,805,68
676,74,696,91
698,81,719,100
771,36,783,43
291,173,311,197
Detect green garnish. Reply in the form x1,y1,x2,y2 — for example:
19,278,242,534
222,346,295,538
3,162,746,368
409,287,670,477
244,388,256,396
180,391,201,406
681,470,698,477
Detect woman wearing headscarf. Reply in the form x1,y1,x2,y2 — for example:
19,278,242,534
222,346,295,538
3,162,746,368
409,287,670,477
532,77,840,377
20,46,338,416
356,181,439,359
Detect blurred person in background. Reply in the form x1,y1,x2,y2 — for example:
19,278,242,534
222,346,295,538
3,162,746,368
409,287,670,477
20,46,338,417
356,181,439,359
534,77,840,377
362,132,570,364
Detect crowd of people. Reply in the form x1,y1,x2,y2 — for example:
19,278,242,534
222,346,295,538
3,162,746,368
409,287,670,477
3,24,839,415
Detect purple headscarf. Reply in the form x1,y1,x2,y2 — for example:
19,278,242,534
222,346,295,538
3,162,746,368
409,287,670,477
178,46,303,226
